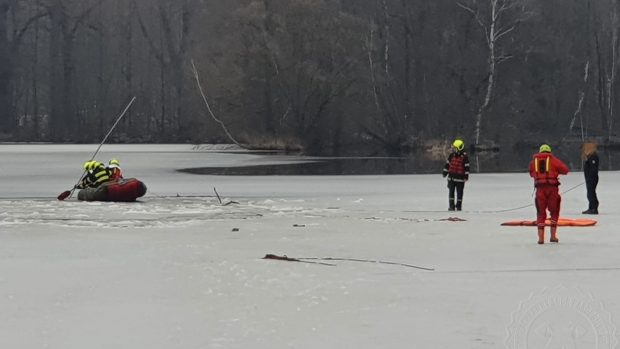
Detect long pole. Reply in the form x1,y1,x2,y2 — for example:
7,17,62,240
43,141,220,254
88,96,136,162
58,97,136,200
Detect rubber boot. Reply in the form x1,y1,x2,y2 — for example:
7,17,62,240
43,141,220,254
456,201,462,211
449,200,455,211
537,228,544,244
550,226,559,243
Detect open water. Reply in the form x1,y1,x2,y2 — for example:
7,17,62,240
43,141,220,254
180,146,620,176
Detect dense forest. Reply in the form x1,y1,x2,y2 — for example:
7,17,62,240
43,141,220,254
0,0,618,156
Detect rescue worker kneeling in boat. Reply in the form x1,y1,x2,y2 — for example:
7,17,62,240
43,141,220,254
106,158,123,181
76,160,111,189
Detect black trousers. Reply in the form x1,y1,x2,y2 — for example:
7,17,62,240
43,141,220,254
586,178,599,210
448,180,465,209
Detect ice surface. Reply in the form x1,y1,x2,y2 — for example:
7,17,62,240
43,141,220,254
0,144,619,348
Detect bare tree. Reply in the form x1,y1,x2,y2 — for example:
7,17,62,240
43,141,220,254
235,0,360,153
0,0,45,135
42,0,100,140
363,0,418,155
457,0,528,147
234,0,283,142
592,0,620,141
134,0,193,137
0,0,11,134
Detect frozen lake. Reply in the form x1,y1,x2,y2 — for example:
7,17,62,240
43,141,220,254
0,144,619,348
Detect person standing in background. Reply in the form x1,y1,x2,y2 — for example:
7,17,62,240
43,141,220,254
581,142,599,214
442,139,470,211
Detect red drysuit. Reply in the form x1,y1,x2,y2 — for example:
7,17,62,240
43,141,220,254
528,152,569,227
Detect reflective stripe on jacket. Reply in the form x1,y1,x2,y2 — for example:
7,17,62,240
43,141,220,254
82,165,111,188
528,153,569,187
443,151,470,181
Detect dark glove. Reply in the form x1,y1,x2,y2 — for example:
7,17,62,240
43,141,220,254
442,173,447,178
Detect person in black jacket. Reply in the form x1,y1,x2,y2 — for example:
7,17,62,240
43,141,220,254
581,142,599,214
442,139,470,211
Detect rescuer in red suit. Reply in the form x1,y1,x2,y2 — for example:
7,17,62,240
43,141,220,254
528,144,569,244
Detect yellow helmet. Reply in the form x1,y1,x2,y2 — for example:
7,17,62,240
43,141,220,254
83,161,94,170
452,139,465,151
83,161,101,171
109,159,120,168
539,144,551,153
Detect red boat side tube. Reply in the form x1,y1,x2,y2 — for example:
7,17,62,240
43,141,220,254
78,178,147,202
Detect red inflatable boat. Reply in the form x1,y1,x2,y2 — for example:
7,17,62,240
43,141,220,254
77,178,147,202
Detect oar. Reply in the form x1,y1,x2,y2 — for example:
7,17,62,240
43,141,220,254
58,97,136,201
57,188,74,201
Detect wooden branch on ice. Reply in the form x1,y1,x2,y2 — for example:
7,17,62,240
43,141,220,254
263,254,336,266
264,254,434,271
213,187,222,204
299,257,435,271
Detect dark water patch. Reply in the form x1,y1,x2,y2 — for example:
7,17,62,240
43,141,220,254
179,158,431,175
178,156,530,175
178,147,620,176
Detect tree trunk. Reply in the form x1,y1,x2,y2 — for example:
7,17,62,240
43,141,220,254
60,23,77,139
594,31,609,135
47,2,81,140
0,1,14,134
121,0,133,128
32,13,40,139
402,2,414,128
174,1,190,135
382,0,389,78
261,0,276,137
605,2,619,139
474,0,498,146
159,57,166,133
48,4,64,140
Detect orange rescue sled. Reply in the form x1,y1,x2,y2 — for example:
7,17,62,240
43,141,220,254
501,218,597,227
